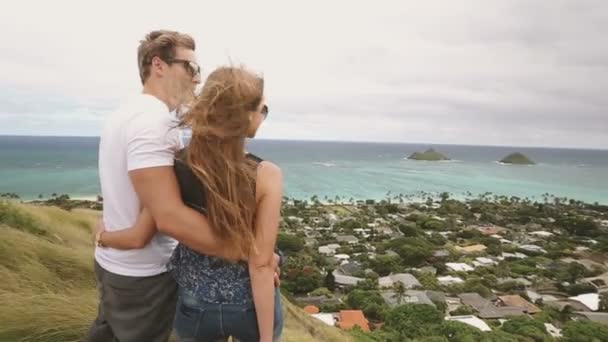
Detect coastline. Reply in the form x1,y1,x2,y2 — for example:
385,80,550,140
5,191,606,212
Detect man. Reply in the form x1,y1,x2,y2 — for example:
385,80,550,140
88,30,278,342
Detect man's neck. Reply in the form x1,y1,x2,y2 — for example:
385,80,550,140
142,82,177,112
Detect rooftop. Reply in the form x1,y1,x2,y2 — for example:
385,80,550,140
338,310,370,332
498,295,542,314
445,315,491,332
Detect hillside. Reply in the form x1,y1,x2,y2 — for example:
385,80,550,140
500,152,535,165
0,200,353,342
408,148,450,161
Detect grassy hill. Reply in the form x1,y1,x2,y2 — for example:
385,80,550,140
0,200,353,342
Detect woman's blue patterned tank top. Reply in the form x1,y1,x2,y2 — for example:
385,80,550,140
168,151,263,305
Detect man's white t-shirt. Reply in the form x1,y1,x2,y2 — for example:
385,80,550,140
96,94,182,277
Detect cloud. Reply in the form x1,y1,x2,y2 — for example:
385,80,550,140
0,0,606,148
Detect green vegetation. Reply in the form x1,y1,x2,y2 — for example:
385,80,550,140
277,233,305,253
562,320,608,342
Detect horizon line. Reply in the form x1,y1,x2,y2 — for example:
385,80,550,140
1,134,607,151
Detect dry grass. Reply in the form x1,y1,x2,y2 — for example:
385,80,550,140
0,201,352,342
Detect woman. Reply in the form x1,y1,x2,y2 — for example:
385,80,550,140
97,66,283,342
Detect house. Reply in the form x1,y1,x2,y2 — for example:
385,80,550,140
311,313,337,326
318,244,340,256
438,276,464,285
500,252,528,260
325,213,339,224
378,273,422,289
445,316,491,332
337,235,359,245
303,305,320,314
432,250,450,258
446,297,463,313
583,272,608,292
381,290,435,308
353,228,371,238
573,312,608,326
334,254,351,262
455,244,487,254
340,262,363,276
446,263,475,272
498,295,542,314
472,225,507,236
568,293,600,311
478,307,526,319
318,246,334,255
526,290,559,303
498,237,514,244
458,293,526,319
529,231,554,237
458,293,493,312
287,216,304,223
545,300,591,312
337,310,370,332
519,245,547,254
333,270,364,287
472,257,496,267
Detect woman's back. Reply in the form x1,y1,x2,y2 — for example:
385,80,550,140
169,152,262,305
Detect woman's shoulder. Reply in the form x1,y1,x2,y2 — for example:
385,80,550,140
256,161,282,189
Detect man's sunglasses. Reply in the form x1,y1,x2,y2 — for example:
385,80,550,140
261,104,269,120
167,58,201,78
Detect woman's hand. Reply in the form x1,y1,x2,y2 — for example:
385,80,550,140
93,218,106,247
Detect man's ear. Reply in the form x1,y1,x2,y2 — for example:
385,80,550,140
151,56,165,77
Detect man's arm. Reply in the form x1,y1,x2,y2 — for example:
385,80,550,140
129,166,240,260
98,208,157,249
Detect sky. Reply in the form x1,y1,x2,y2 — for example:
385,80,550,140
0,0,606,149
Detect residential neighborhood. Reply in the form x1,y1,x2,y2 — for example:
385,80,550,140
277,193,608,340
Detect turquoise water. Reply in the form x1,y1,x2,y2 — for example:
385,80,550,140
1,136,607,203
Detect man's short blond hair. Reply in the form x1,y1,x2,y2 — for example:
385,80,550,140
137,30,196,84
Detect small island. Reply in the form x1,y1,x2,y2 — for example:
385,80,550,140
408,148,450,161
500,152,535,165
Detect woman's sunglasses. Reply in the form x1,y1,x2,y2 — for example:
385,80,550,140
261,104,269,120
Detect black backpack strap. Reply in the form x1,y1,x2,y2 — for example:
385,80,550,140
245,152,264,163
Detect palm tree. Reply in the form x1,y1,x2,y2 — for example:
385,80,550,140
392,281,407,305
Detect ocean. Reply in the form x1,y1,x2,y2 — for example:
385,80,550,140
1,136,607,203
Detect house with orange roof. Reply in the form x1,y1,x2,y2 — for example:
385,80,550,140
337,310,370,332
303,305,320,314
